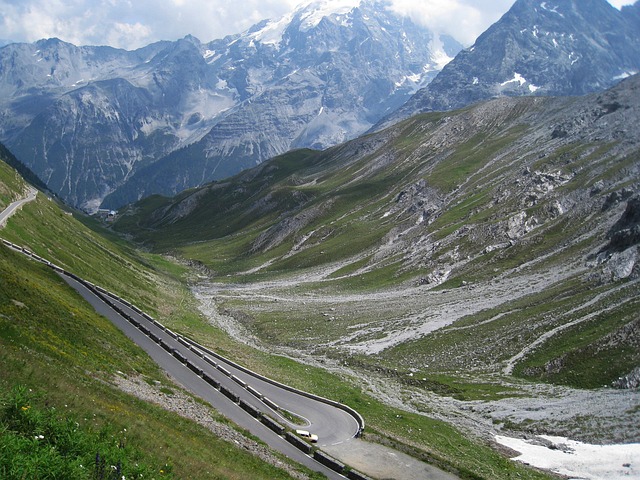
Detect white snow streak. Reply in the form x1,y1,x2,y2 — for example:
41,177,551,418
495,435,639,480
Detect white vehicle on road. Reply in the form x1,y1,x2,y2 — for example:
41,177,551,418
296,429,318,443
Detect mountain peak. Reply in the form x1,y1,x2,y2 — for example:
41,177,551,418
0,0,461,210
295,0,363,31
246,0,379,47
375,0,640,130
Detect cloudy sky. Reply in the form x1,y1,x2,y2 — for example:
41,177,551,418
0,0,635,49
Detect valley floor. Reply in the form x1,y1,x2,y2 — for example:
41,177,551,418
191,273,640,479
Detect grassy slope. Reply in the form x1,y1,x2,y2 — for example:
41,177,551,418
0,166,555,480
164,316,553,480
0,159,312,479
107,84,640,475
0,152,27,209
111,89,640,393
109,138,561,478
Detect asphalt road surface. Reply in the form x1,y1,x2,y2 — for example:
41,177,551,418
0,191,361,479
61,274,360,479
0,188,37,227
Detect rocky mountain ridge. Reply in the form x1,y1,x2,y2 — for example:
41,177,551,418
376,0,640,130
0,0,459,211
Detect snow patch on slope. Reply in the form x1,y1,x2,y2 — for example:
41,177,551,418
429,36,454,70
250,12,295,47
298,0,362,32
495,435,639,480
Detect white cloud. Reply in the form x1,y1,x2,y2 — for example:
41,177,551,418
387,0,514,45
0,0,635,49
609,0,634,7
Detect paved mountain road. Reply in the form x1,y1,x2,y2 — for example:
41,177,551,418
0,191,361,478
0,188,37,227
60,274,358,479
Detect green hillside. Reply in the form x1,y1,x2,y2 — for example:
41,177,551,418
113,82,640,390
0,145,557,478
0,156,315,479
5,77,640,480
113,77,640,451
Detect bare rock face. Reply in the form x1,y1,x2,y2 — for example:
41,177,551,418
591,196,640,281
608,196,640,252
0,1,460,211
612,366,640,389
600,247,638,281
377,0,640,130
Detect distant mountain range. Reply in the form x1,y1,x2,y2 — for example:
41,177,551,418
0,0,639,211
0,0,459,211
376,0,640,129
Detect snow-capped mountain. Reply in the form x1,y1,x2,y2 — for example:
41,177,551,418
0,0,461,210
102,0,460,208
376,0,640,130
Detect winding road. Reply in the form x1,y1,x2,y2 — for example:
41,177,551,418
2,203,363,480
65,276,361,479
0,188,37,227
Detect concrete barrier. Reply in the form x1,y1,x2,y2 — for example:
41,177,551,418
152,320,165,330
247,385,263,399
220,385,239,403
165,328,178,339
186,360,202,376
190,346,204,358
231,375,247,388
4,243,360,442
285,432,313,454
202,372,220,389
66,272,80,281
346,469,373,480
181,337,364,436
203,355,217,368
239,399,261,418
262,397,279,411
260,416,285,435
314,451,345,474
108,292,121,303
172,350,187,364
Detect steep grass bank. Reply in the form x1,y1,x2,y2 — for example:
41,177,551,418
0,156,317,479
0,235,306,480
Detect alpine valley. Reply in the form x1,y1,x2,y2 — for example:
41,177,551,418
1,0,640,479
114,70,640,474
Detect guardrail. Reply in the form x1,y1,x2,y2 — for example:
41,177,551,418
2,238,371,478
2,238,364,432
180,336,365,437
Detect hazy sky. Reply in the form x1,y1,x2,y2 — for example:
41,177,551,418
0,0,635,49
